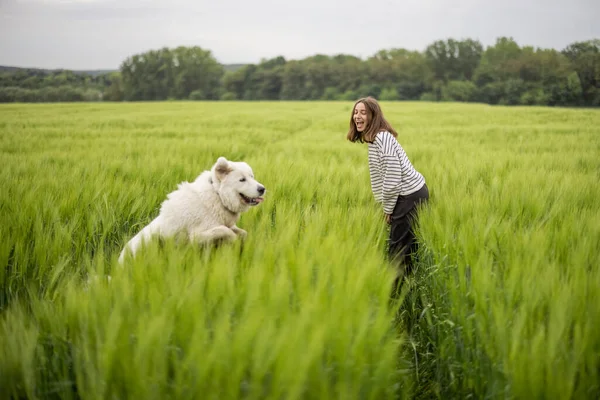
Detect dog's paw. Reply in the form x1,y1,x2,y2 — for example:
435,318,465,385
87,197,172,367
214,226,238,243
224,231,238,242
233,228,247,238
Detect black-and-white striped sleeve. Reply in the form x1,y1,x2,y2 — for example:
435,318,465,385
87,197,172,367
367,131,425,214
368,143,383,203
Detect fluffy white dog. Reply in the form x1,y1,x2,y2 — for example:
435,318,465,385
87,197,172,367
118,156,265,263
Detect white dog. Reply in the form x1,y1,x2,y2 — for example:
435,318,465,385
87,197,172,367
118,156,265,263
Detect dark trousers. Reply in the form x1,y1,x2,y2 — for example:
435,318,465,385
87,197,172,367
388,183,429,279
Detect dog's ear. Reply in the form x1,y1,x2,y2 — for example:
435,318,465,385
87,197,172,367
213,157,232,181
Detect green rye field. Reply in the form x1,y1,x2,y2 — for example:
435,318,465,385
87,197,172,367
0,101,599,399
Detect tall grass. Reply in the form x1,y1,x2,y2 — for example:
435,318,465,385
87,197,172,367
0,102,409,399
1,101,599,399
401,105,600,399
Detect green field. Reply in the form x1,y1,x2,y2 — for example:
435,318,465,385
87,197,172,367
0,101,599,399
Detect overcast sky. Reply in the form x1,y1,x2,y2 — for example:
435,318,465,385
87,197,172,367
1,0,598,70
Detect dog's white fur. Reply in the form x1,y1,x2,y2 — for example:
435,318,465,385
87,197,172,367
118,156,265,263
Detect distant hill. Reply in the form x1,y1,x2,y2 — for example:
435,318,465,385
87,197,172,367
0,64,247,75
0,65,116,76
223,64,246,72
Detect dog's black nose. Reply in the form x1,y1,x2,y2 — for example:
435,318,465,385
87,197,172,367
258,186,265,195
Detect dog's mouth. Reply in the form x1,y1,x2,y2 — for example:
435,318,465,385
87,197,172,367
240,193,264,206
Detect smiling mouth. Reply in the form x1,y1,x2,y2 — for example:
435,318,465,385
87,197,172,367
355,121,364,129
240,193,264,206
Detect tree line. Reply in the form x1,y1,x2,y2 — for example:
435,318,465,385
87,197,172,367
1,37,598,107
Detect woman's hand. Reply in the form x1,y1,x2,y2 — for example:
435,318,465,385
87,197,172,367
385,213,392,224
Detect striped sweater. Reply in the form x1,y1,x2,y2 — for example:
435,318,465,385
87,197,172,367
368,130,425,214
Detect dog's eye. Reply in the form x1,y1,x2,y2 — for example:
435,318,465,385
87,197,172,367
240,178,246,182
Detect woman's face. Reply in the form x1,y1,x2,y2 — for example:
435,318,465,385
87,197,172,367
353,102,368,132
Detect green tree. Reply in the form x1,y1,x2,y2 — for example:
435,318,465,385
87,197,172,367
441,80,477,102
103,72,124,101
473,37,522,86
368,49,432,100
120,46,223,101
281,60,308,100
562,39,600,106
425,38,483,82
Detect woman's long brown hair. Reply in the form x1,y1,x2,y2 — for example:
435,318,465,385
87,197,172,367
346,96,398,143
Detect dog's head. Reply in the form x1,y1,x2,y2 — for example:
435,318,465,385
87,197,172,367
211,157,266,213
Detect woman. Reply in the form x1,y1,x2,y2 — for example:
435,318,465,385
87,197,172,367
346,96,429,286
